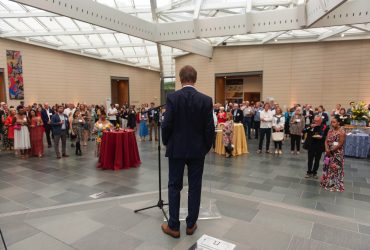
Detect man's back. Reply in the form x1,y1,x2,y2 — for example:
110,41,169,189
162,86,214,159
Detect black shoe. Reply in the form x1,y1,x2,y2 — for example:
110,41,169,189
48,145,52,148
71,143,75,148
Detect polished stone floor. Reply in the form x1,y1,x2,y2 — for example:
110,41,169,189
1,188,370,250
0,137,370,249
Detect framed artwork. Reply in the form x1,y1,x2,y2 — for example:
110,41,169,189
7,50,24,100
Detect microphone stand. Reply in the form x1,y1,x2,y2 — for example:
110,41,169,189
134,104,168,221
0,228,7,250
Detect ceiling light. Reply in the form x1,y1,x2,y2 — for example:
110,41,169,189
274,38,278,42
341,33,345,37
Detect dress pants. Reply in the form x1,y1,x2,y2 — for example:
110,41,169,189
54,130,67,157
243,117,252,139
307,147,323,175
258,128,271,151
168,158,205,231
109,120,117,126
291,134,301,151
44,124,53,146
254,121,260,139
149,120,158,140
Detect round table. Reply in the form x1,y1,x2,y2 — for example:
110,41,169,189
98,129,141,170
215,123,248,156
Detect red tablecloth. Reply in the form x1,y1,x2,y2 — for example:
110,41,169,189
98,129,141,170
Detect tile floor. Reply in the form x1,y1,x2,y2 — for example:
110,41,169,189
0,137,369,249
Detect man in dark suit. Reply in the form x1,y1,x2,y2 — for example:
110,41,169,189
50,105,69,159
148,102,159,141
41,103,54,148
161,65,215,238
232,103,243,123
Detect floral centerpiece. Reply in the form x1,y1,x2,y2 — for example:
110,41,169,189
350,101,369,126
115,123,120,131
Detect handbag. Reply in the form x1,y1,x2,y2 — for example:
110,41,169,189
14,124,21,130
272,132,284,141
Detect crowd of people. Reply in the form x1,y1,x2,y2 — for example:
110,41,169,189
216,100,370,192
0,99,369,193
0,101,161,159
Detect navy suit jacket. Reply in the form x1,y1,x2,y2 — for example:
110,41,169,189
50,113,69,135
162,86,215,159
41,108,54,126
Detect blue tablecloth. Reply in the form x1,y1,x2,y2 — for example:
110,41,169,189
344,133,370,158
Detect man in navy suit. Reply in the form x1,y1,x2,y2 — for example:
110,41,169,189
41,103,54,148
161,65,215,238
50,105,69,159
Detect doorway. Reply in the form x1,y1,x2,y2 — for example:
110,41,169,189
111,77,129,106
0,69,5,102
215,71,263,104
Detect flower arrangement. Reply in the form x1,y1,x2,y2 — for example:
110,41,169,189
351,101,369,121
115,123,120,131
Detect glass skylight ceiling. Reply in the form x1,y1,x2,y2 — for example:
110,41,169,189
0,0,369,77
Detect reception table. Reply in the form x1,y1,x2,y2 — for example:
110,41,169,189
98,129,141,170
215,123,248,156
344,132,370,158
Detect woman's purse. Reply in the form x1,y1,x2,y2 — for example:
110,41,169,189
272,132,284,141
14,124,21,130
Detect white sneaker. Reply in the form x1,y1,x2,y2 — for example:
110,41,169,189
279,150,283,155
296,151,300,155
275,149,278,154
291,151,295,154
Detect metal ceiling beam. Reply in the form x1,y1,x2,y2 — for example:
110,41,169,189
0,12,58,18
103,53,186,59
0,29,116,38
193,0,203,20
260,31,286,44
157,0,293,14
306,0,347,27
349,24,370,32
317,26,350,40
11,0,213,57
150,0,164,76
58,42,153,50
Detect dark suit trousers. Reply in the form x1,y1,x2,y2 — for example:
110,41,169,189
44,124,52,146
168,158,205,231
307,147,322,175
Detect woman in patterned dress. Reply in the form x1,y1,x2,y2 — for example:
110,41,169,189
321,116,346,192
222,113,234,158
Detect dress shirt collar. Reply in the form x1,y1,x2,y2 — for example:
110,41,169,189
182,84,196,89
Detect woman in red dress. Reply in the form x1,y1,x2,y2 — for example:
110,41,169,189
29,109,44,157
4,108,16,150
217,107,227,125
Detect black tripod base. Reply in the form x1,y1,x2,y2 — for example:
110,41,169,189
134,200,169,222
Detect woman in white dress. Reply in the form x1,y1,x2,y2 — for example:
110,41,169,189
14,107,31,159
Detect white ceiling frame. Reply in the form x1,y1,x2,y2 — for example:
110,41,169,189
0,12,58,18
150,0,164,76
306,0,347,27
261,31,286,44
11,0,213,57
0,29,115,38
58,43,155,50
157,0,293,14
317,26,351,40
5,36,159,71
349,24,370,33
103,53,186,59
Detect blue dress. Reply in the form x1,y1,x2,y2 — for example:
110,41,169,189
139,113,149,137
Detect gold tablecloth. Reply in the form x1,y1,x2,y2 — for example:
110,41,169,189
215,123,248,156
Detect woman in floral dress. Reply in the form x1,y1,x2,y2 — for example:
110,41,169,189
321,117,346,192
222,113,234,158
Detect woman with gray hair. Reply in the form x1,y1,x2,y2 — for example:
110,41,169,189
290,107,305,154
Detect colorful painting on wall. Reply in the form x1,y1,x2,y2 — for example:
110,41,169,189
7,50,24,100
